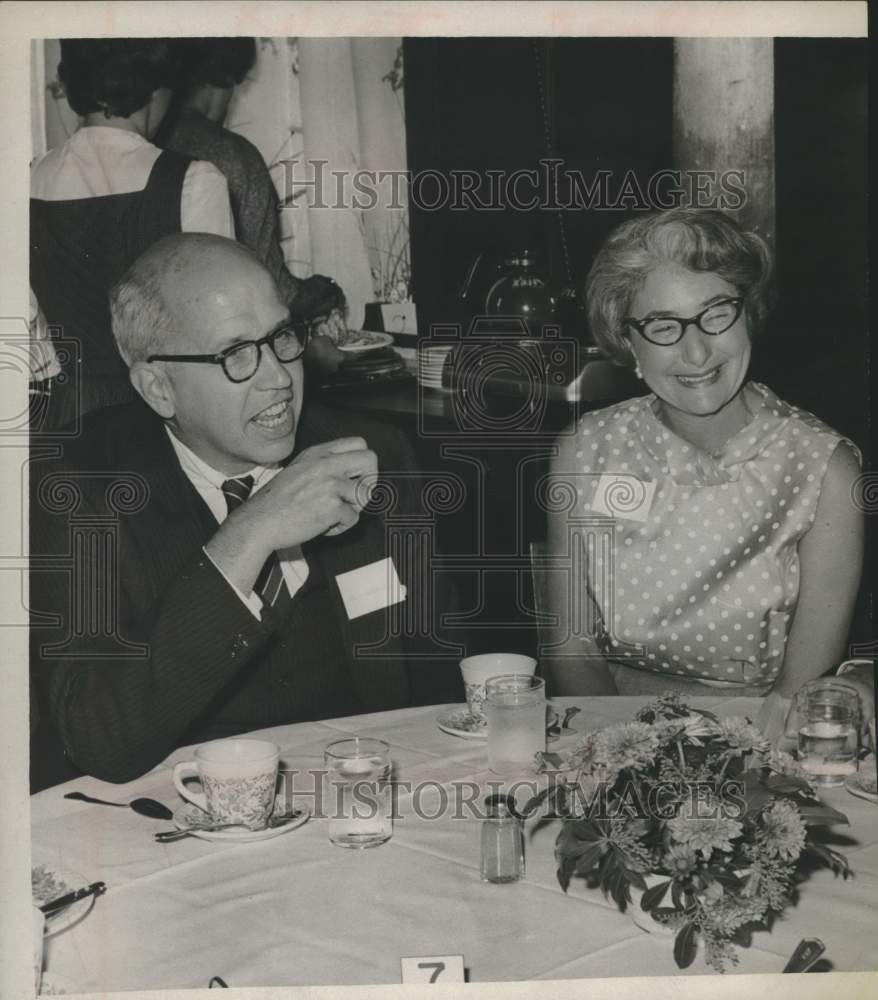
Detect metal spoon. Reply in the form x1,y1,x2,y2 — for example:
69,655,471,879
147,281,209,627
64,791,173,820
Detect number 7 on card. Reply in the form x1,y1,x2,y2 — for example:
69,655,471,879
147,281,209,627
400,955,465,983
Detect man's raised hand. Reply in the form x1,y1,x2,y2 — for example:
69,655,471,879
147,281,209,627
204,437,378,594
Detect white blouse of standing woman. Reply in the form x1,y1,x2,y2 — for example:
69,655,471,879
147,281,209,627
545,208,862,699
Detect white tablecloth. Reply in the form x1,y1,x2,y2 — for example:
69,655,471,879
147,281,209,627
30,697,878,991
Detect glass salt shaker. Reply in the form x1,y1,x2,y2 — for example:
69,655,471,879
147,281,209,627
480,793,524,883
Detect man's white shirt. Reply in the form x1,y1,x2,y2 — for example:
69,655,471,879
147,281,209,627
167,429,309,620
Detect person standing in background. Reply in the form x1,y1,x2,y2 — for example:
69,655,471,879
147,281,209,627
157,37,349,373
30,38,233,429
156,38,300,304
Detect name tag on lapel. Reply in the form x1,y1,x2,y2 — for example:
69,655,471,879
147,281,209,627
336,557,407,620
589,474,656,523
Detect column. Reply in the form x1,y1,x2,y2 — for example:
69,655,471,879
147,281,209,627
673,38,775,243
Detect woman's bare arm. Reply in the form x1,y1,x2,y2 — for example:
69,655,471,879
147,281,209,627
774,442,864,698
541,428,618,696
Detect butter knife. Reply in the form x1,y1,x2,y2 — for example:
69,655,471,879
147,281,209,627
40,880,106,914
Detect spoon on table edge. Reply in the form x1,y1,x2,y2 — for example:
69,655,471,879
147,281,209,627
64,791,173,820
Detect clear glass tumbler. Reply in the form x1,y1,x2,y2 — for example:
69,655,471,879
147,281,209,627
324,737,393,848
485,674,546,775
795,685,860,786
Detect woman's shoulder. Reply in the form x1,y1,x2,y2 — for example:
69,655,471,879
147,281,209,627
751,382,862,465
572,393,650,432
555,393,650,464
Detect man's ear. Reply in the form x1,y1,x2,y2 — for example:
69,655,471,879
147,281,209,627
130,361,176,419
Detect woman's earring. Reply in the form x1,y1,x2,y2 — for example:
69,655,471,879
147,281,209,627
634,363,643,380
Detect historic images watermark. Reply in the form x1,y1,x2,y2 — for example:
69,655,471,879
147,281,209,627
278,158,748,213
277,768,747,824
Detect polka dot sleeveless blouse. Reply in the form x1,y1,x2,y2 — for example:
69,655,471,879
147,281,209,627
566,382,855,689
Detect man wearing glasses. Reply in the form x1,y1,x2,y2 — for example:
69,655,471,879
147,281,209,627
30,233,460,787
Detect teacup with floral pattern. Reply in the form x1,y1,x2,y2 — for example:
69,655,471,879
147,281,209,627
173,738,279,829
460,653,537,724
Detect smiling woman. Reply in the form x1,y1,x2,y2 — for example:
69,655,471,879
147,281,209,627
544,208,863,702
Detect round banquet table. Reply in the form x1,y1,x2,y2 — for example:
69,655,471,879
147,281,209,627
30,696,878,991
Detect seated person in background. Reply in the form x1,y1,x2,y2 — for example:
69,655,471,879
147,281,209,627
156,35,345,375
544,207,864,703
28,289,61,421
30,38,233,428
29,233,461,788
287,272,350,375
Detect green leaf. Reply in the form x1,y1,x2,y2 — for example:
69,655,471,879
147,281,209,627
731,924,753,947
607,868,630,911
742,786,774,816
520,785,554,816
624,868,647,892
538,752,564,769
765,773,813,795
573,842,605,876
562,707,582,728
797,803,850,827
557,825,604,860
571,818,601,841
671,880,684,909
708,865,744,888
556,856,575,892
673,922,698,969
803,843,853,877
641,879,671,911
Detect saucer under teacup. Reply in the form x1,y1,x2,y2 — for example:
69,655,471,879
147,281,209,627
171,794,310,843
437,707,488,740
437,705,566,742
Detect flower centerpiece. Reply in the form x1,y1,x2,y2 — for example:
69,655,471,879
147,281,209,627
522,693,852,972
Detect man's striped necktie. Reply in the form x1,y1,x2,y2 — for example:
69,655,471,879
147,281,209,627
221,475,288,607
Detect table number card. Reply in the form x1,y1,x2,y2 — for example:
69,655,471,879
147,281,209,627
400,955,465,984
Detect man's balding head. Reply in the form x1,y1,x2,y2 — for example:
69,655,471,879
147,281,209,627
109,233,272,366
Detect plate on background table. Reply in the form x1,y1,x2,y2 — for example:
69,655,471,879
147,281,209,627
171,795,310,843
32,865,95,937
845,759,878,803
338,330,394,353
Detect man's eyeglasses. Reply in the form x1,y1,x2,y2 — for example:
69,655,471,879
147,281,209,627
624,297,744,347
147,322,309,383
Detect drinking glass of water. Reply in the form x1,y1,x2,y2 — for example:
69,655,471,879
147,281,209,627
485,674,546,775
794,684,860,786
324,737,393,848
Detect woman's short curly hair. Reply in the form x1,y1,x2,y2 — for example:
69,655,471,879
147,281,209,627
585,208,775,367
59,38,183,118
177,38,257,92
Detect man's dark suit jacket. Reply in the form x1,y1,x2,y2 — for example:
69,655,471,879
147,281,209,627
30,399,462,787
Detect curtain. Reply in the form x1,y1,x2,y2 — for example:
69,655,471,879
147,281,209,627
34,37,411,330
